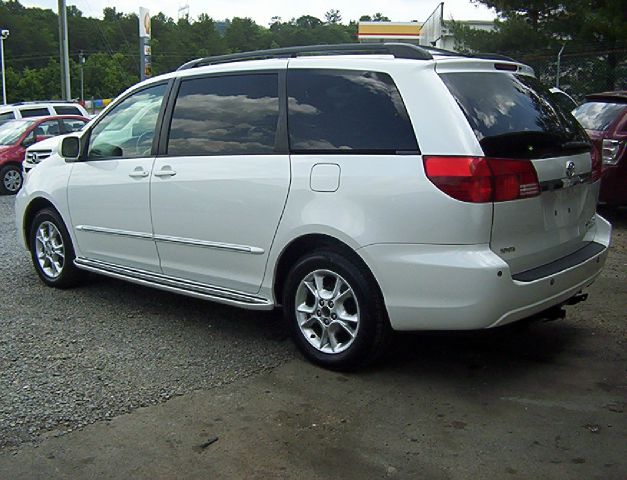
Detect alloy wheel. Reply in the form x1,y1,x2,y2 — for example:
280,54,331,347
295,269,360,354
34,221,65,279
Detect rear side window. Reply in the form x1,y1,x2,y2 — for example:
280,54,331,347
0,111,15,122
440,72,589,159
54,105,82,115
62,118,87,133
573,102,626,132
20,107,50,118
287,70,418,153
167,73,279,156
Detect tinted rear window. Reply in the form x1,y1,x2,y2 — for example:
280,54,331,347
573,102,626,131
20,107,50,118
440,72,589,159
287,70,418,153
54,105,82,115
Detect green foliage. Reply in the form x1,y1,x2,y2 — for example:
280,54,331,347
0,1,361,102
455,0,627,96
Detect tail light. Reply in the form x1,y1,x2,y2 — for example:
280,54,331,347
601,139,620,166
590,146,602,181
423,156,540,203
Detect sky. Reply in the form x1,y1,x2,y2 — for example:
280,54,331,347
19,0,496,24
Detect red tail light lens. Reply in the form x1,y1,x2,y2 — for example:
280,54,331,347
590,146,602,182
423,156,540,203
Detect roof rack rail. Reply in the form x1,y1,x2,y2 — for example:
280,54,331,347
7,100,78,106
178,43,433,70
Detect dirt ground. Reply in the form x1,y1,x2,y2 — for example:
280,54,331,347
0,207,625,479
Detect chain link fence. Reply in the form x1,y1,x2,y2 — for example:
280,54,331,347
518,48,627,101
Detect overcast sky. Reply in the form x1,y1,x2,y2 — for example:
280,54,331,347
20,0,496,24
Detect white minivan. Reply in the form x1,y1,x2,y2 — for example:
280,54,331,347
15,44,611,369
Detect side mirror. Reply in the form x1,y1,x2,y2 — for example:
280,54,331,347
61,136,81,161
22,136,35,148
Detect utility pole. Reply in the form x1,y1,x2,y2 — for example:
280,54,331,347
58,0,71,100
0,29,8,105
78,51,85,102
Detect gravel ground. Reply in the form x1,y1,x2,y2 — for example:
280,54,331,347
0,195,295,450
1,194,625,456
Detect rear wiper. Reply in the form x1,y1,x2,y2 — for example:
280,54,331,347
561,140,592,151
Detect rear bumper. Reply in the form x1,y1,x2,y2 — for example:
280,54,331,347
359,214,611,331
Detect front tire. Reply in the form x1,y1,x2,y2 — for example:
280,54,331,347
29,208,84,288
283,249,391,370
0,164,23,195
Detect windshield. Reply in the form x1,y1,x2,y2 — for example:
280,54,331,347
572,102,626,132
0,120,34,146
439,72,589,159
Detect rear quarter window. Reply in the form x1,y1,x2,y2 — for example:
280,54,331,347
287,69,418,153
54,105,82,115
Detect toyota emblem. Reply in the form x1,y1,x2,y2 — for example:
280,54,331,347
565,161,576,178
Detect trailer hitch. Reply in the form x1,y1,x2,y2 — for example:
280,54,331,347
565,292,588,306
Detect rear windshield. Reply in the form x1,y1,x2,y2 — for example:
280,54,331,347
572,102,626,132
440,72,589,159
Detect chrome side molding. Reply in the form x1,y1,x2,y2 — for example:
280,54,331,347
74,257,274,310
75,225,153,239
75,225,264,254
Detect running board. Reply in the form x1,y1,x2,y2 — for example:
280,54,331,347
74,257,274,310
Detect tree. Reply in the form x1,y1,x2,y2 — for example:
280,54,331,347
457,1,627,92
372,13,391,22
324,9,342,25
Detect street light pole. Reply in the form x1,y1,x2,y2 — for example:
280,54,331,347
556,42,566,88
78,51,85,103
58,0,71,100
0,29,9,105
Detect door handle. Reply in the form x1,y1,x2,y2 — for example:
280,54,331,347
129,168,149,178
154,167,177,177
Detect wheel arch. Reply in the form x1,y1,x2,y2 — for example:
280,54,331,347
22,197,60,251
272,233,382,307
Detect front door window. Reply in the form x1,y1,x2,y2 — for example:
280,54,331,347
88,84,166,160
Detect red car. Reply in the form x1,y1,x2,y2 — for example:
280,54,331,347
573,91,627,206
0,115,88,195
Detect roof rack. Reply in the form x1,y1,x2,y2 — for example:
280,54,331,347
178,43,433,70
5,100,79,106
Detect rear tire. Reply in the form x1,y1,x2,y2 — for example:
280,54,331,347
0,164,23,195
29,208,84,288
283,249,391,370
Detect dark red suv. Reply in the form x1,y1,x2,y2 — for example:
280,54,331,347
573,91,627,206
0,115,88,195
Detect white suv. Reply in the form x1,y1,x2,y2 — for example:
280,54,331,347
0,101,89,123
15,44,611,369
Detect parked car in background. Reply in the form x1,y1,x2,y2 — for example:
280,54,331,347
0,101,89,124
0,115,89,194
22,117,89,174
16,44,611,369
573,91,627,206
